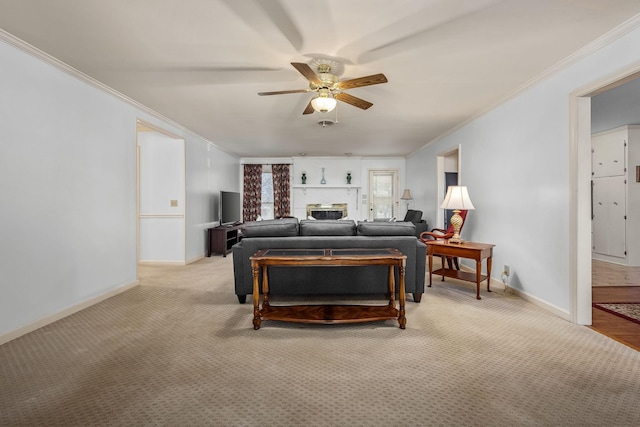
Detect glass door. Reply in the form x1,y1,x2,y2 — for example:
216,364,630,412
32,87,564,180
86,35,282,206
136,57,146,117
368,170,398,221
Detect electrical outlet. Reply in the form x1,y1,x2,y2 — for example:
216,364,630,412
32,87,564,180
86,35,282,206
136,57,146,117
170,200,178,207
503,265,510,276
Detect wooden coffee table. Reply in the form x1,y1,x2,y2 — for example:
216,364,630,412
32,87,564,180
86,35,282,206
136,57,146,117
250,248,407,329
425,240,495,300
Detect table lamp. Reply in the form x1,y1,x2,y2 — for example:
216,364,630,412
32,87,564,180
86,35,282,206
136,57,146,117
401,189,413,211
441,186,475,243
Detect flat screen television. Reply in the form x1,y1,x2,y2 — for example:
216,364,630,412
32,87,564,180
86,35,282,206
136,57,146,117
220,190,242,225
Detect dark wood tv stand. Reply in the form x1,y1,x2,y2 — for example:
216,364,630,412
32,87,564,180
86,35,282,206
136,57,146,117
207,224,243,257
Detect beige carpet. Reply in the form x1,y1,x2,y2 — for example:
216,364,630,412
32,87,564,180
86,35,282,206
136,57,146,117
1,256,640,426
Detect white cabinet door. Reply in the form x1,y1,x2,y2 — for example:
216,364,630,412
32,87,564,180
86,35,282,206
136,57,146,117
592,176,626,258
592,131,626,178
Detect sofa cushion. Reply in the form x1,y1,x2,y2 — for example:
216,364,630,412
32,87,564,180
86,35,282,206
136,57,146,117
299,219,356,236
241,218,299,237
357,221,416,236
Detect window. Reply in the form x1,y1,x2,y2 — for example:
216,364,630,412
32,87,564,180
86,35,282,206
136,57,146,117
261,166,274,219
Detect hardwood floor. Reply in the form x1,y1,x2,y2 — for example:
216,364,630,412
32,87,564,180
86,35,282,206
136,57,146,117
591,261,640,351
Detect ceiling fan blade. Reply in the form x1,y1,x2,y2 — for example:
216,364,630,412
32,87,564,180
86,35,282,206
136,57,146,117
291,62,322,85
335,93,373,110
337,73,388,89
258,89,309,96
302,100,314,115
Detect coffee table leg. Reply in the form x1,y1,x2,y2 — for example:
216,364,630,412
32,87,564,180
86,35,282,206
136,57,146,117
486,255,492,293
428,253,433,288
262,266,270,309
475,260,482,300
251,264,261,330
387,266,395,307
398,264,406,329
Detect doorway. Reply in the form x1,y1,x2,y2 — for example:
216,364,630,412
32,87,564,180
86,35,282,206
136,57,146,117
435,147,461,229
572,67,640,325
368,169,398,220
136,121,186,264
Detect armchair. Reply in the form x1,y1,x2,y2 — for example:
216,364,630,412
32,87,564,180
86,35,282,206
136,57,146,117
419,210,468,270
403,209,428,238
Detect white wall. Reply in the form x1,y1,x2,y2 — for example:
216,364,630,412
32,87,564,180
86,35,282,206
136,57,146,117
407,22,640,316
0,39,139,338
291,156,363,220
0,37,240,341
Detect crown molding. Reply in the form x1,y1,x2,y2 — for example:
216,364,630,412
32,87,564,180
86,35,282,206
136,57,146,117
0,29,164,121
412,12,640,156
0,28,223,150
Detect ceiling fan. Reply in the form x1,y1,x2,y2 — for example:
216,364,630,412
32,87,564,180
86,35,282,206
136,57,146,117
258,60,388,115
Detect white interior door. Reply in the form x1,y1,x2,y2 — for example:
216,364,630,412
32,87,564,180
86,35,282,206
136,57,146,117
592,175,626,258
368,170,398,220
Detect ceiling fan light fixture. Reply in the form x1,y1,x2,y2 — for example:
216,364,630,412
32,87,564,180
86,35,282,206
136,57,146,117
311,89,337,113
258,60,387,115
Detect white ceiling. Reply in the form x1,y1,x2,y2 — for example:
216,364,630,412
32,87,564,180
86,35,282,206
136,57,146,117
2,0,640,158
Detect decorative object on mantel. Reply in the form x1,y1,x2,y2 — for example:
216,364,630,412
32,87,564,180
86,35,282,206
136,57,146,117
301,172,307,184
320,167,326,184
401,189,413,210
346,171,352,184
440,186,475,244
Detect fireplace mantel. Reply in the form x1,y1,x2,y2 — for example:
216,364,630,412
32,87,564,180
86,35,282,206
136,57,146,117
292,185,361,189
293,185,360,195
291,184,362,220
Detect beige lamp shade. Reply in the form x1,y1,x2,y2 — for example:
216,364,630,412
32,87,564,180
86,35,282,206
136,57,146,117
401,189,413,200
440,186,475,210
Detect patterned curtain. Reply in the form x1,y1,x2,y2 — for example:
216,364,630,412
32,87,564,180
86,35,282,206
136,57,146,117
242,164,262,222
272,164,291,218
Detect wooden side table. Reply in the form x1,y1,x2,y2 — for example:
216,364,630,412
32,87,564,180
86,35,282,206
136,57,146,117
425,241,495,300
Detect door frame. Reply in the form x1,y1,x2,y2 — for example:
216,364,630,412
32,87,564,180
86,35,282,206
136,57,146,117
435,146,461,228
570,65,640,324
136,119,186,266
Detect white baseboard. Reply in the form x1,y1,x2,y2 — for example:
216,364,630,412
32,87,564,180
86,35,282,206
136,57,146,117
458,265,571,321
137,254,205,266
510,287,571,321
0,280,139,346
138,260,185,265
187,255,204,264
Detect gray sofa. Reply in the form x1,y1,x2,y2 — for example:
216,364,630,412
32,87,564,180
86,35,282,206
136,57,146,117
232,218,426,304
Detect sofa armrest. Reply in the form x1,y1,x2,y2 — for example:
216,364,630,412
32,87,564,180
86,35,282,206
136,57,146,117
414,221,428,238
